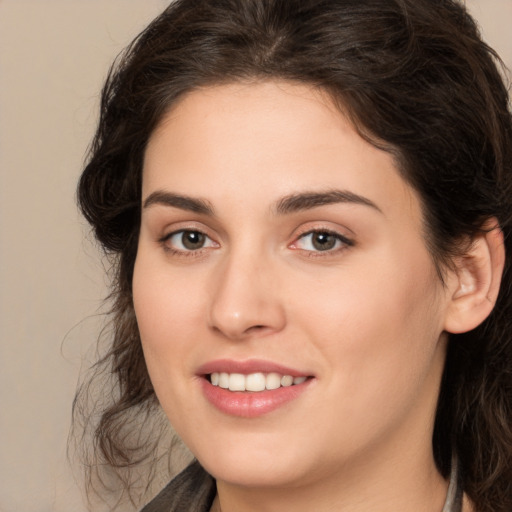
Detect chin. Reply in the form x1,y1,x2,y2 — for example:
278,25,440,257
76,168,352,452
202,455,306,488
190,433,313,488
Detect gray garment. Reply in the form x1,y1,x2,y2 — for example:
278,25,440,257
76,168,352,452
140,461,215,512
443,456,463,512
141,458,462,512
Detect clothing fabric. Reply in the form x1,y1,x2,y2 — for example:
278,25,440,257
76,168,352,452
140,461,215,512
141,458,462,512
443,456,463,512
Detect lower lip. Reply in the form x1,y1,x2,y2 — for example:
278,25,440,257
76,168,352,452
200,378,312,418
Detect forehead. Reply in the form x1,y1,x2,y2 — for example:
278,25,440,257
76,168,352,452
143,80,419,224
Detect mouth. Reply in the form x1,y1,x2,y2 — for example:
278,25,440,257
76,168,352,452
207,372,308,392
198,361,314,417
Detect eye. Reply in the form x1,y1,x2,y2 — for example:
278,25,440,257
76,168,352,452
293,230,353,252
163,230,217,252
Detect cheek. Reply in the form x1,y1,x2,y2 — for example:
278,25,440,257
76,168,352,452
286,253,446,462
293,243,445,406
132,253,206,385
132,255,215,437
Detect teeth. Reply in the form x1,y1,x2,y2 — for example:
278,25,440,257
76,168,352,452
210,372,308,392
266,372,281,390
246,372,266,392
218,372,229,389
228,373,245,391
281,375,293,387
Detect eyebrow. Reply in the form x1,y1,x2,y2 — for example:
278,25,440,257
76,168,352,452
274,190,382,215
143,191,214,215
142,188,382,217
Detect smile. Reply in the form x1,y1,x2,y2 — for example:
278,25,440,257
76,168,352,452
198,361,313,417
209,372,307,392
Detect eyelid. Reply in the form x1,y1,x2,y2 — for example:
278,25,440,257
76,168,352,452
159,226,220,256
157,219,216,243
155,221,353,257
289,227,354,253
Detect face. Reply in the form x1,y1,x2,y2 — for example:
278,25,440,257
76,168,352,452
133,81,453,490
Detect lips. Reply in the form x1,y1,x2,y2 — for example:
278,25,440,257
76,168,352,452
198,358,310,377
197,359,313,417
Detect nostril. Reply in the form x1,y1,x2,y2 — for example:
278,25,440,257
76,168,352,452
247,325,265,333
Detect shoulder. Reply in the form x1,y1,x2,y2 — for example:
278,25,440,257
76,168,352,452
140,460,216,512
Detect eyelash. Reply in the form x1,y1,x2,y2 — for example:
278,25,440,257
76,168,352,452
159,229,218,257
159,228,354,257
291,229,354,256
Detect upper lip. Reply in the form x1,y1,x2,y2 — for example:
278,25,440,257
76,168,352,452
197,359,311,378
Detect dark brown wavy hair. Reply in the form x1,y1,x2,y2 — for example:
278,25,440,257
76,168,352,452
75,0,512,510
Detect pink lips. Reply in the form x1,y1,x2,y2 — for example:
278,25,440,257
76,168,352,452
197,358,309,377
197,359,313,418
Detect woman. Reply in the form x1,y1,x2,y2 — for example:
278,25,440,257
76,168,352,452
75,0,512,511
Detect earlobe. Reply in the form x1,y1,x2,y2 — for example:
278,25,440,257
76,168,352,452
443,220,505,334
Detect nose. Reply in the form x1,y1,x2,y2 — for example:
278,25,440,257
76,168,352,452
207,250,286,340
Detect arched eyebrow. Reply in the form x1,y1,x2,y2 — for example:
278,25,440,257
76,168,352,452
274,190,382,215
143,191,214,215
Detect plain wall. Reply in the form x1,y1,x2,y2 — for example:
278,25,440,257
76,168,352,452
0,2,168,511
0,1,510,511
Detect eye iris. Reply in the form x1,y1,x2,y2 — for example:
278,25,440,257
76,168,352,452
312,232,337,251
182,231,205,250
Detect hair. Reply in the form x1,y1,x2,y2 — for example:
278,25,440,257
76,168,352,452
75,0,512,510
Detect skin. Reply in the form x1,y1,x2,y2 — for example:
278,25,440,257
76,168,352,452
133,81,480,512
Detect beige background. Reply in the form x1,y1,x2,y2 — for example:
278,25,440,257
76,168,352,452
0,1,510,511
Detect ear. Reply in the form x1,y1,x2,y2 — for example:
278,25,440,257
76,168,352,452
443,219,505,334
